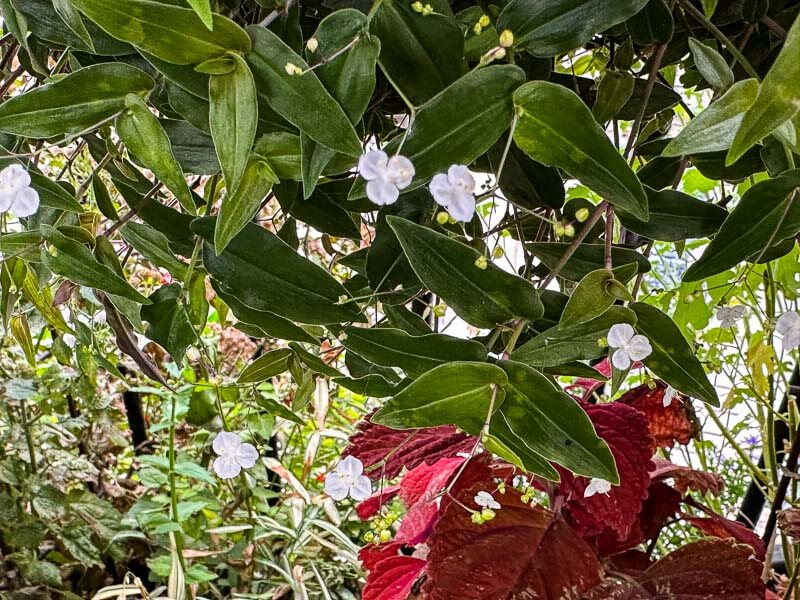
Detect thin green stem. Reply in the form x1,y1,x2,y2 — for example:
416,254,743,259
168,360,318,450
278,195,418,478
707,408,769,485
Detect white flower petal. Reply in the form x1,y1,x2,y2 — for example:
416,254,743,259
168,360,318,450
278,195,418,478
235,442,259,469
430,173,455,208
337,455,364,478
358,150,388,181
626,335,652,361
584,478,612,498
474,491,493,507
663,385,677,407
611,349,631,371
386,155,414,189
366,179,399,205
785,329,800,351
607,323,635,349
212,431,243,456
446,164,474,192
324,472,349,500
11,187,39,217
447,190,476,223
0,164,30,194
213,455,242,479
349,475,373,501
0,191,13,213
776,311,800,336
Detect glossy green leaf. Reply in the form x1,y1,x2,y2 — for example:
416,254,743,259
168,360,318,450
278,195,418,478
41,226,150,305
238,348,293,384
489,137,565,211
688,38,734,93
511,306,637,368
192,217,360,325
683,170,800,281
53,0,95,52
494,361,618,482
160,119,219,175
631,302,718,406
728,16,800,165
592,70,635,124
246,26,362,158
559,269,617,328
141,283,194,359
254,133,301,180
389,217,543,328
626,0,673,45
484,427,560,480
94,236,144,331
117,94,194,213
209,52,258,194
372,362,507,435
513,81,648,220
29,171,84,213
120,222,188,279
274,180,361,240
72,0,251,64
663,79,758,157
0,63,153,138
497,0,648,57
290,342,342,378
618,187,728,242
370,0,466,105
383,304,431,336
333,374,408,398
340,327,486,378
215,157,278,253
527,242,651,281
186,0,212,30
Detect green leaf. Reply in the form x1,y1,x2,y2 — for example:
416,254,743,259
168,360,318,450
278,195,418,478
339,327,487,378
333,374,408,398
727,16,800,164
497,0,648,57
94,236,145,330
383,303,431,336
301,9,380,198
663,79,758,157
160,119,219,175
370,0,466,105
618,187,728,242
559,269,617,328
494,360,618,482
513,81,648,220
192,217,360,325
274,180,361,240
683,170,800,281
215,157,278,253
209,52,258,193
688,38,734,94
254,133,301,180
117,94,194,213
592,70,635,124
246,26,362,158
53,0,95,52
631,302,718,406
186,0,212,30
72,0,251,64
527,242,650,281
626,0,673,46
256,395,304,425
388,217,543,328
372,362,507,435
141,284,194,359
238,348,293,383
351,65,525,198
41,226,150,304
511,306,637,368
29,171,84,212
289,342,342,378
483,428,560,481
0,63,153,138
120,222,188,279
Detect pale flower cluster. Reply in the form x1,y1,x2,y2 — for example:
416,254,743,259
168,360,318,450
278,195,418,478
0,164,39,217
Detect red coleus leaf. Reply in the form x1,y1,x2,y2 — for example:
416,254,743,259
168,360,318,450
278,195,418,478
359,543,426,600
557,402,655,540
356,486,400,521
688,512,765,561
778,508,800,540
650,458,725,496
616,381,700,449
425,460,603,599
344,416,473,480
583,538,765,599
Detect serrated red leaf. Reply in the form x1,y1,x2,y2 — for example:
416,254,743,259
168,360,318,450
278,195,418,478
689,513,765,561
616,381,700,449
357,486,400,520
583,538,765,599
344,416,473,480
362,553,426,600
557,402,655,540
778,508,800,540
359,542,406,572
425,460,603,599
606,550,653,577
650,458,725,496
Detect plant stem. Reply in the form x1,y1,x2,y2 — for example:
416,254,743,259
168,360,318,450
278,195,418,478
624,43,667,161
604,204,614,270
19,399,37,474
539,202,606,289
167,395,190,594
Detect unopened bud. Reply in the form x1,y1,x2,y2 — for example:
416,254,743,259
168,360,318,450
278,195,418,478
379,529,392,542
575,207,590,222
436,211,450,225
471,512,485,525
492,246,504,259
421,3,433,15
284,62,303,76
563,224,575,237
433,303,447,318
411,0,423,11
481,508,496,521
499,29,514,47
597,336,608,348
363,531,375,542
474,255,489,270
554,223,566,237
478,14,490,26
473,22,483,35
306,37,318,53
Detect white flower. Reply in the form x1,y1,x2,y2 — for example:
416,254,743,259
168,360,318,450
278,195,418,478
776,311,800,350
358,150,414,206
584,478,612,498
474,490,501,510
663,385,677,407
211,431,259,479
716,305,746,328
607,323,652,370
324,456,372,502
0,164,39,217
430,164,476,223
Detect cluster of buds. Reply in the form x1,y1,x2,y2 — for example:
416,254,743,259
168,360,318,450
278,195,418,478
363,511,398,543
411,1,433,15
554,221,576,238
473,14,490,35
284,62,304,76
481,29,514,64
474,255,488,270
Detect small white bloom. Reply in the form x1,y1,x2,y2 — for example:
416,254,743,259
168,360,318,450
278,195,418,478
474,490,501,510
324,455,372,502
512,475,529,489
776,311,800,350
0,164,39,216
584,478,612,498
430,164,476,223
663,385,677,407
211,431,259,479
607,323,652,370
61,333,77,348
716,305,746,328
358,150,414,206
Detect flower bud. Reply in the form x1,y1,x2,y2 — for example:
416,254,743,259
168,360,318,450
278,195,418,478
473,22,483,35
433,303,447,318
363,531,375,542
492,246,504,259
436,210,450,225
575,207,590,222
379,529,392,542
474,255,489,270
471,512,485,525
306,37,319,53
499,29,514,47
481,508,496,521
411,0,423,11
564,224,575,237
421,3,433,15
478,14,490,26
597,336,608,348
284,62,303,76
554,223,566,237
